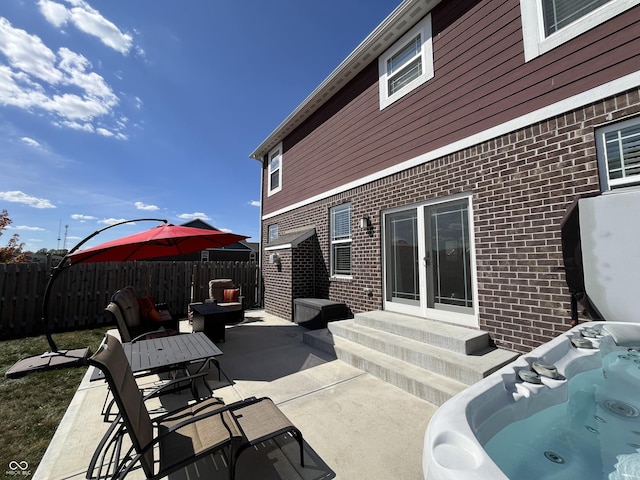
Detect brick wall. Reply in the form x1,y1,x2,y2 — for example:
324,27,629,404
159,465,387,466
292,237,319,300
261,88,640,353
262,249,292,320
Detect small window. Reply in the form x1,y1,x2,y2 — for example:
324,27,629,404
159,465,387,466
201,250,210,261
520,0,640,61
268,224,278,243
378,14,433,110
596,117,640,190
330,203,352,276
267,144,282,196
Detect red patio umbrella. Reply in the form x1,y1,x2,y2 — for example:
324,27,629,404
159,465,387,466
68,223,248,264
6,219,248,378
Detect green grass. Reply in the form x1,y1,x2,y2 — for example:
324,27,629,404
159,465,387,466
0,328,109,477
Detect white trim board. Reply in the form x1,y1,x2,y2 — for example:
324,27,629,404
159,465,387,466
262,71,640,221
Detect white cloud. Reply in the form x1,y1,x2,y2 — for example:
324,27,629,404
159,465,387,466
135,201,159,211
0,17,125,137
57,48,115,100
38,0,69,28
99,217,127,225
15,225,45,231
96,127,114,137
58,121,96,135
249,200,260,207
71,213,96,221
177,212,211,221
38,0,133,55
20,136,40,148
0,190,55,208
0,17,62,83
70,5,133,55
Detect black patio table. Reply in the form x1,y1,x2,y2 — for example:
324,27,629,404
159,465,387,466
90,332,223,382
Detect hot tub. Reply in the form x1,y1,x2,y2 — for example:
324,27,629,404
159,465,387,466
423,322,640,480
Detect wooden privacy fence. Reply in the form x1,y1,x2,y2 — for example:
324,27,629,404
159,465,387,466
0,261,261,339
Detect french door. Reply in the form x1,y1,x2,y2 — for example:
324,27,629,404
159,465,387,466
383,197,477,327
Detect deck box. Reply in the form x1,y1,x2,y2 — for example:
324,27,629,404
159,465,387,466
293,298,349,329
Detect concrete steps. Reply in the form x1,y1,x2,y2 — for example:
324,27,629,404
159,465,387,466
304,310,518,406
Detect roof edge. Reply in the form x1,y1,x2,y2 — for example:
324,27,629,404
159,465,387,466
264,227,316,250
249,0,441,161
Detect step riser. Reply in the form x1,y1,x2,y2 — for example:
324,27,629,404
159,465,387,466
353,312,490,355
303,328,337,356
329,322,485,384
307,310,518,406
333,344,464,406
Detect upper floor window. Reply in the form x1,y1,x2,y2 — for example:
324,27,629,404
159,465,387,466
267,144,282,196
268,224,278,243
521,0,640,61
330,203,352,277
596,117,640,191
378,14,433,110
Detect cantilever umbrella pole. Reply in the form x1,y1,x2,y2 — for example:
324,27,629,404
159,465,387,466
7,218,248,379
42,218,167,352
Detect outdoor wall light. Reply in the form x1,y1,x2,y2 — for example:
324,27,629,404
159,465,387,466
269,253,281,265
359,216,371,229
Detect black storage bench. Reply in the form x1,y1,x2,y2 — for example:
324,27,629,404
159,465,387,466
293,298,348,330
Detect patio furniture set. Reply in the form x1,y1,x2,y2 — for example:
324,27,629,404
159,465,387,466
88,280,305,479
107,279,244,344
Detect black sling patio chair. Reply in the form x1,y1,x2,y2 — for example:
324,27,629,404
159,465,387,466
87,334,304,480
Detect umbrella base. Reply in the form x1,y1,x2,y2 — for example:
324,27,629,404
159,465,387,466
5,348,91,379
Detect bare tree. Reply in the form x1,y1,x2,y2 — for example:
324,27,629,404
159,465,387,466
0,209,26,263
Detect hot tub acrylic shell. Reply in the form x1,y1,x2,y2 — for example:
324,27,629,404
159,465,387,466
423,321,633,480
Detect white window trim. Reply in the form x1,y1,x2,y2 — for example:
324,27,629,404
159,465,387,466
330,203,352,278
378,14,434,110
521,0,640,62
595,116,640,191
267,143,282,196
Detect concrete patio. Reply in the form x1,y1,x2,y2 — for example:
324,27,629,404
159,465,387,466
34,309,436,479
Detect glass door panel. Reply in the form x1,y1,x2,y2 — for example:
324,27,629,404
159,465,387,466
425,201,473,314
385,209,420,306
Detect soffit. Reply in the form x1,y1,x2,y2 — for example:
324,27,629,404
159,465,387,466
249,0,441,161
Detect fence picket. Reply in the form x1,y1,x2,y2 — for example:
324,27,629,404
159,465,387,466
0,261,261,339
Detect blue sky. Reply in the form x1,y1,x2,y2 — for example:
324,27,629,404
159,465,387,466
0,0,398,252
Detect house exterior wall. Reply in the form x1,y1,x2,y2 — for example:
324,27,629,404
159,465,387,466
262,88,640,352
261,0,640,217
257,0,640,353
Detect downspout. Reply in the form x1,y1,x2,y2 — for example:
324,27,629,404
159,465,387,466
257,155,265,308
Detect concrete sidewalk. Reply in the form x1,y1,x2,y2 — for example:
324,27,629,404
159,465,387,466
34,310,435,480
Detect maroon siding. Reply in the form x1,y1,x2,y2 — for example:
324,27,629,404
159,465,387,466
262,0,640,216
262,88,640,352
